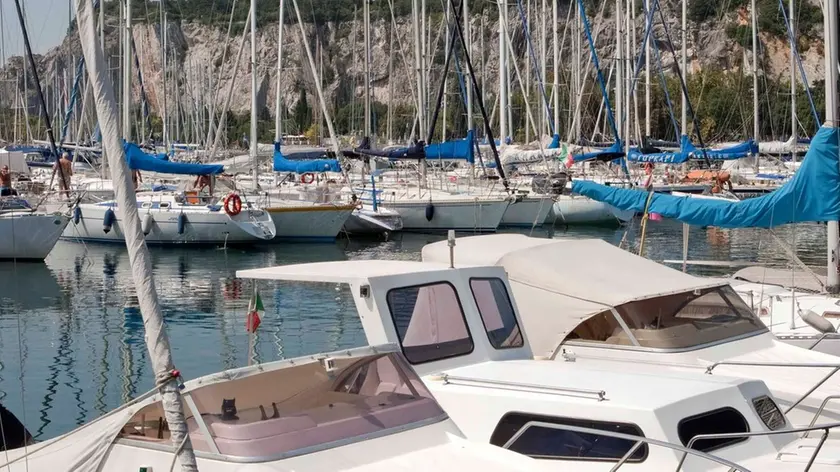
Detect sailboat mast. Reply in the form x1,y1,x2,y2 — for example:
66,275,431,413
552,0,559,137
751,0,759,166
680,0,687,136
789,0,796,165
464,0,472,131
250,0,258,187
498,0,507,147
413,0,426,138
826,0,840,292
123,0,132,141
74,2,199,469
644,0,650,138
275,0,284,143
615,0,622,142
363,0,371,138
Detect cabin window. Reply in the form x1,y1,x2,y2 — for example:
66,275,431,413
470,278,523,349
386,282,474,364
159,202,170,209
490,412,648,462
678,407,749,452
568,286,765,350
141,202,151,209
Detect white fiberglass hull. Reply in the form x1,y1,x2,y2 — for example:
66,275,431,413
343,206,404,235
0,213,69,260
265,203,354,241
500,196,553,227
387,198,509,232
548,195,633,225
63,204,276,244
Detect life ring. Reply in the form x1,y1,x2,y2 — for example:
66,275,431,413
300,173,315,184
224,193,242,216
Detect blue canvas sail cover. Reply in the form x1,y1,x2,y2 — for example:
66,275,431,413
576,140,625,162
547,134,561,149
627,135,758,164
571,126,840,228
425,130,475,163
272,142,341,173
124,142,223,175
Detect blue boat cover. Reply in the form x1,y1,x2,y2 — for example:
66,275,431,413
124,142,223,175
547,134,561,149
272,142,341,173
425,130,475,163
576,140,625,161
627,135,758,164
571,126,840,228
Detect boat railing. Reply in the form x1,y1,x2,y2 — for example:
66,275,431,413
677,421,840,471
705,360,840,413
438,374,606,401
500,421,750,471
805,395,840,437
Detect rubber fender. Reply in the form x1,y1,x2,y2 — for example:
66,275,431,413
141,213,154,235
801,310,837,334
425,202,435,222
102,208,116,234
177,213,187,235
72,206,81,225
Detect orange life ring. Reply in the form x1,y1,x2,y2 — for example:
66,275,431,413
301,173,315,184
224,193,242,216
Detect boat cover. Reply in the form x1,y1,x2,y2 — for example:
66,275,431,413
627,135,758,164
425,130,475,163
572,126,840,228
124,142,223,175
575,140,625,162
422,234,723,356
272,142,341,173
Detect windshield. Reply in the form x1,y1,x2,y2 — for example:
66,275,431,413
568,286,766,349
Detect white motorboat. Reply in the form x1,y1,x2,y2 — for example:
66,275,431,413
549,194,634,225
343,204,404,235
499,194,554,227
0,345,538,471
729,266,840,356
0,197,69,260
239,258,840,470
421,234,840,432
64,192,276,245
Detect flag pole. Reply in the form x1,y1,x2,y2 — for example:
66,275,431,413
247,282,256,366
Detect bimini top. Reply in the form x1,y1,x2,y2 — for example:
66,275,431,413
237,260,455,285
423,234,734,355
423,234,722,307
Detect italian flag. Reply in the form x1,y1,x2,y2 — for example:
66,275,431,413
246,289,264,333
563,145,574,168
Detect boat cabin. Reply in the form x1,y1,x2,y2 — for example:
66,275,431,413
421,234,840,430
237,259,837,469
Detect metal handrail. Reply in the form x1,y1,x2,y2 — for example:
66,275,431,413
676,421,840,471
439,374,606,401
500,420,750,472
705,361,840,413
805,395,840,437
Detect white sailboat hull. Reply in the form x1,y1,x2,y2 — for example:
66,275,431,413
548,195,633,225
387,198,509,232
0,213,69,260
265,203,354,241
343,206,404,234
500,196,553,227
63,204,276,244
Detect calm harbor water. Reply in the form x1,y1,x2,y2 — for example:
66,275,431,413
0,221,830,440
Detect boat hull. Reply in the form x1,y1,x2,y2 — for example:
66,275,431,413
500,196,553,227
548,195,633,225
0,213,69,260
343,207,404,235
62,204,275,244
265,204,354,241
387,198,509,232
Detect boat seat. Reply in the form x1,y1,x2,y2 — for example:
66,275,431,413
187,392,440,458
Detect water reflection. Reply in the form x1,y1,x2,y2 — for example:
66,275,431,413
0,223,830,440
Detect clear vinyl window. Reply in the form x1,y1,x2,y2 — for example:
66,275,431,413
470,278,524,349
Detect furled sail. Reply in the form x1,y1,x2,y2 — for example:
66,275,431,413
124,142,223,175
272,142,341,173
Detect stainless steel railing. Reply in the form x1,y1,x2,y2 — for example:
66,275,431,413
705,361,840,413
439,373,607,401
